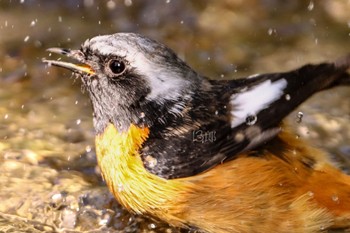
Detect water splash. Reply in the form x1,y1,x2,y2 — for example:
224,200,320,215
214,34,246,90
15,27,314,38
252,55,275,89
245,114,257,126
118,184,124,192
307,1,314,11
296,111,304,123
331,194,339,204
140,112,145,118
24,36,30,42
307,191,314,197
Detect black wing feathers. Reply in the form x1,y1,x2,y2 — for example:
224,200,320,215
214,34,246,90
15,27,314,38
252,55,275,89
142,57,350,179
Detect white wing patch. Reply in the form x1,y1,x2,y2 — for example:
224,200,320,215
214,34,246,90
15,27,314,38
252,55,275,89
230,79,287,128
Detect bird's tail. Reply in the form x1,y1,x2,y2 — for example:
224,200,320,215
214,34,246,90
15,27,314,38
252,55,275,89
300,163,350,229
322,54,350,88
270,129,350,231
303,55,350,229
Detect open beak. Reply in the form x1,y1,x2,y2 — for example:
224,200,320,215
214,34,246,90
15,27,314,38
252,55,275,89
43,48,95,75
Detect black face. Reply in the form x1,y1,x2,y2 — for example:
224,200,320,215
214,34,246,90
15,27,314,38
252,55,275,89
79,53,150,132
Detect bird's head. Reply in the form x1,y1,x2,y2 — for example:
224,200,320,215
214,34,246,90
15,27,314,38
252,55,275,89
44,33,202,133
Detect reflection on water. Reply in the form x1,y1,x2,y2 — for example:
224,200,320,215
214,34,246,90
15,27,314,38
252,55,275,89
0,1,349,232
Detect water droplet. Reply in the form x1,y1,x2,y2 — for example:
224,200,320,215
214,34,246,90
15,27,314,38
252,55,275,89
4,114,9,119
267,28,274,35
307,191,314,197
99,218,109,226
296,111,303,123
76,119,81,125
30,20,36,27
24,36,30,42
214,110,219,115
117,184,124,192
247,74,260,79
58,16,62,22
51,193,63,204
140,112,145,118
124,0,132,6
285,94,291,101
85,145,92,153
331,194,339,203
245,114,257,126
307,1,314,11
148,223,157,229
145,155,157,168
180,20,184,24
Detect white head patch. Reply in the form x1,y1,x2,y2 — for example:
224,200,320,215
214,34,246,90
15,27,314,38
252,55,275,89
230,79,287,128
87,33,191,103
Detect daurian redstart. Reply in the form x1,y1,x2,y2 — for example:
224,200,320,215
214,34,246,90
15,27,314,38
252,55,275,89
44,33,350,233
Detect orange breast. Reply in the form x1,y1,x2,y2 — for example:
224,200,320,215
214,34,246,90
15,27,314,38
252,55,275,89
95,124,350,233
95,124,192,226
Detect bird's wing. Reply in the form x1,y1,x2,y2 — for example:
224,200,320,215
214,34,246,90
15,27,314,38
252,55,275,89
142,57,350,179
219,58,350,161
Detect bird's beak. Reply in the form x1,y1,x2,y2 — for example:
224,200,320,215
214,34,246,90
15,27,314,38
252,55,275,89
43,48,95,75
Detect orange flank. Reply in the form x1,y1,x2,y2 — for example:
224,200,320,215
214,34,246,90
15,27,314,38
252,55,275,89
95,124,350,233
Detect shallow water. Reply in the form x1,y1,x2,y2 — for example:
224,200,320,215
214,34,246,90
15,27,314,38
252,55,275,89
0,1,350,232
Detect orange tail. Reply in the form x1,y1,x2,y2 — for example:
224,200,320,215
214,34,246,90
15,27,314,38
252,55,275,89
299,163,350,229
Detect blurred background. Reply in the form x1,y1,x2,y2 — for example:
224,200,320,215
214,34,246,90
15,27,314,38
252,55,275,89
0,0,349,232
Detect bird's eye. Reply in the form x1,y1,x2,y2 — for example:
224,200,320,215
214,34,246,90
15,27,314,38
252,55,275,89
108,59,126,75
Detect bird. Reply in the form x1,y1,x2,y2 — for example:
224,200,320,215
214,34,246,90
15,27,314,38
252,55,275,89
44,33,350,233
